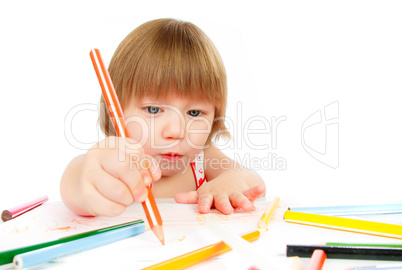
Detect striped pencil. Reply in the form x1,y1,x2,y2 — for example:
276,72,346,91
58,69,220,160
306,249,326,270
143,230,261,270
324,242,402,248
348,264,402,270
203,219,277,269
283,210,402,239
289,203,402,216
257,197,280,232
89,48,164,245
0,220,143,265
13,221,146,269
1,195,48,222
287,244,402,261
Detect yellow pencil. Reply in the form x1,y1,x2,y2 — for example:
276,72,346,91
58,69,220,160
284,210,402,239
258,197,280,231
142,230,260,270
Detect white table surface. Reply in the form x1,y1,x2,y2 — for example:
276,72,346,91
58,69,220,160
1,197,402,270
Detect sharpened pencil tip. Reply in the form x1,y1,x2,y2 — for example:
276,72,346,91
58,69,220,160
152,225,165,245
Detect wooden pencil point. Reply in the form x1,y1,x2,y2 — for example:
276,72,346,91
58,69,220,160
152,225,165,245
257,197,280,231
1,196,48,222
1,210,12,222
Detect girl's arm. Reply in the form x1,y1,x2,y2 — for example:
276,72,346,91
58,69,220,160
175,144,266,214
60,154,90,216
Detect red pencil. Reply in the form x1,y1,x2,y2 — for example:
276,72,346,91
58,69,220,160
1,195,48,222
306,249,327,270
89,48,165,245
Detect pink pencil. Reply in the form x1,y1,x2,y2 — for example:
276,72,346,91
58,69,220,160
306,249,327,270
1,195,48,222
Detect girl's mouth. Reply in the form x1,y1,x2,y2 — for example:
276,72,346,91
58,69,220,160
160,152,183,162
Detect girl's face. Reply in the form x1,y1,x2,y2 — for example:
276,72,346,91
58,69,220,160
124,93,215,177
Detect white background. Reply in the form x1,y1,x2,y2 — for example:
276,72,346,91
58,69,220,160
1,0,401,208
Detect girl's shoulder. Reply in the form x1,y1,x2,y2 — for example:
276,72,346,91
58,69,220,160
203,143,228,160
203,143,238,180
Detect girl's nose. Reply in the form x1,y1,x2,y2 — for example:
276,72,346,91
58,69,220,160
161,111,185,140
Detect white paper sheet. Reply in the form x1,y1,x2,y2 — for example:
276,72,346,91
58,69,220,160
0,199,273,269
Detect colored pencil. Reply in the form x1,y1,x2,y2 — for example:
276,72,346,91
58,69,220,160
289,203,402,216
142,230,260,270
89,48,164,245
13,221,146,269
257,197,280,231
348,264,402,269
0,220,143,265
306,249,326,270
283,210,402,239
203,219,277,269
286,244,402,261
1,195,48,222
325,242,402,248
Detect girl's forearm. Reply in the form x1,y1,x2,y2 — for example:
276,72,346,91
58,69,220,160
211,168,265,194
60,155,92,216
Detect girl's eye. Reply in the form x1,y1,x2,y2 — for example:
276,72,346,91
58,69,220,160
188,110,202,117
146,107,161,114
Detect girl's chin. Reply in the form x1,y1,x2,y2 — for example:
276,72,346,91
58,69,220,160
160,168,182,177
158,161,190,177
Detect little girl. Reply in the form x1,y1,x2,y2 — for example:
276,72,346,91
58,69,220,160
60,18,265,217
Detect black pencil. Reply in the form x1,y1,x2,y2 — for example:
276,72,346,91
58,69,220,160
286,245,402,261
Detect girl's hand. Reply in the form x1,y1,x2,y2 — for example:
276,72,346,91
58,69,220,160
61,136,161,217
174,175,265,215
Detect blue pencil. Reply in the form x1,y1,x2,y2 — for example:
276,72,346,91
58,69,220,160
349,265,402,270
289,203,402,216
13,222,145,269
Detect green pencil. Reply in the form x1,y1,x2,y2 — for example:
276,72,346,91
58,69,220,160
0,219,143,265
325,242,402,248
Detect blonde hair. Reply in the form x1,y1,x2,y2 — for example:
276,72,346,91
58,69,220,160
100,18,230,144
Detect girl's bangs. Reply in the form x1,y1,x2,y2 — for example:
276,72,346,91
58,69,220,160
130,21,226,103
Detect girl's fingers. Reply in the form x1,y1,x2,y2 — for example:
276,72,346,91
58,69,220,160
92,168,134,206
229,192,255,212
81,183,127,217
174,191,198,204
197,192,214,214
100,156,149,201
176,188,260,215
94,137,153,201
242,184,266,202
212,193,233,215
115,140,161,187
145,154,161,182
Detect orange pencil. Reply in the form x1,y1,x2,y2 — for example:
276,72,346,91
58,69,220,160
306,249,326,270
142,230,260,270
89,48,164,245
